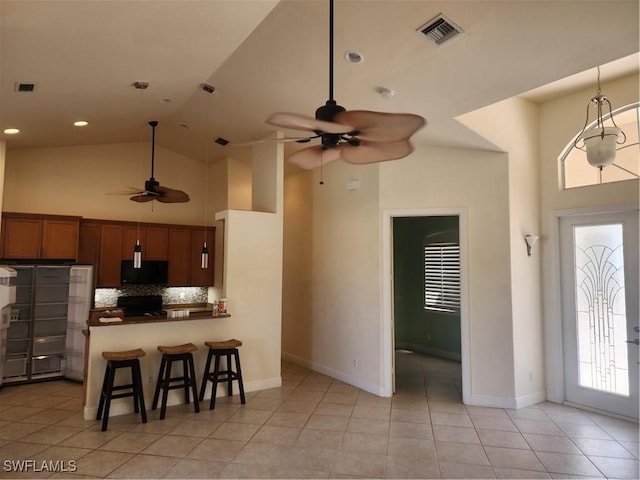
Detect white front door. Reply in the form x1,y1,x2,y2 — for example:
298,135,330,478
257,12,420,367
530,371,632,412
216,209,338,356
560,209,639,419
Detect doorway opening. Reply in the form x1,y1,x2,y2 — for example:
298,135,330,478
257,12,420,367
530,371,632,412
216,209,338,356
381,209,469,401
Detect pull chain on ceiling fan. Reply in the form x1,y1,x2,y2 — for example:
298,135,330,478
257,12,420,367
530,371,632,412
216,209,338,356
262,0,426,171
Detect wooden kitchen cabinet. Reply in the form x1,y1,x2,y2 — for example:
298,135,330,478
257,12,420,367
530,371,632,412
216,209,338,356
1,213,79,260
121,226,146,260
167,227,191,286
98,224,123,288
145,226,169,260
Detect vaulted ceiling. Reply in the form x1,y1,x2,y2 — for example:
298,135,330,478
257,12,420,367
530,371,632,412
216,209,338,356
1,0,638,165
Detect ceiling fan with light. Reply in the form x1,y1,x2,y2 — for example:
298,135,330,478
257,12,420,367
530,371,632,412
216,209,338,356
252,0,426,170
117,121,190,203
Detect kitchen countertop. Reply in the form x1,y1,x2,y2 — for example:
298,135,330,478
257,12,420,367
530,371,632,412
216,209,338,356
87,307,230,327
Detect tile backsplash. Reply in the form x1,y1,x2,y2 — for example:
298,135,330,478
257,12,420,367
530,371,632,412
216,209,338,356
95,285,208,308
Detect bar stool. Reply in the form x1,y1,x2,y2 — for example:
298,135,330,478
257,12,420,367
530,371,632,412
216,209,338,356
152,343,199,419
199,339,246,410
96,348,147,431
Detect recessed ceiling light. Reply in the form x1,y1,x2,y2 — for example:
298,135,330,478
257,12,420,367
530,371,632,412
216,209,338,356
344,51,363,64
74,120,89,127
378,87,395,99
3,128,20,135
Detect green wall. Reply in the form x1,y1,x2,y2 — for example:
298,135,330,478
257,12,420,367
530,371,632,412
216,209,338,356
393,216,461,360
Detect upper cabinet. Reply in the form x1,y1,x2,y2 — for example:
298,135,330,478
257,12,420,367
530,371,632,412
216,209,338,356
78,218,213,288
1,213,80,260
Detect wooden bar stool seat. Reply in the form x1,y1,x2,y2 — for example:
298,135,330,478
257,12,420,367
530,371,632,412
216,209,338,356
152,343,199,419
199,338,245,410
97,348,147,431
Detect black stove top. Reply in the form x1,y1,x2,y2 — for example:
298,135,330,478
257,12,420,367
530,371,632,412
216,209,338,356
117,295,166,317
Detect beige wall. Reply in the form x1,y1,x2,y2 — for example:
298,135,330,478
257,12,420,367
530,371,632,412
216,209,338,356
458,96,545,404
3,142,214,225
380,146,514,402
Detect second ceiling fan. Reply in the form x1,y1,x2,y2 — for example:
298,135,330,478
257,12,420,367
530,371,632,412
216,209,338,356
263,0,426,170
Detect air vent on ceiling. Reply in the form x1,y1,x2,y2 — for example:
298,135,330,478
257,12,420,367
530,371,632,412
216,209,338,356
15,82,36,93
418,14,464,45
214,137,229,146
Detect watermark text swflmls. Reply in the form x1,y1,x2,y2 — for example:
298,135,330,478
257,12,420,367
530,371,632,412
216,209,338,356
3,460,77,473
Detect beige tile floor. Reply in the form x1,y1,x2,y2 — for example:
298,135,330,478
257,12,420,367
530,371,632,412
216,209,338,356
0,351,638,479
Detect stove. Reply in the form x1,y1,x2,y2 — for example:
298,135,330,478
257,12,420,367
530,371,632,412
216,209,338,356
116,295,166,317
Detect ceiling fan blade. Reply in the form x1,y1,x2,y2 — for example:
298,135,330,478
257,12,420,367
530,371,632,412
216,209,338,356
230,136,317,147
130,194,156,203
334,111,426,142
286,145,343,170
268,112,354,134
109,188,145,195
339,140,415,165
155,185,190,203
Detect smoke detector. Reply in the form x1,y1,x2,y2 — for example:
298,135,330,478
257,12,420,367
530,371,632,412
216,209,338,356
418,14,464,46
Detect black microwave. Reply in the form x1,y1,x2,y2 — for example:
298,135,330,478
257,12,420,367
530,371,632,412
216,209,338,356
121,260,169,285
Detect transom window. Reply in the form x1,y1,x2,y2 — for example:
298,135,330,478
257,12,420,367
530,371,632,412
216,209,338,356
561,102,639,189
424,242,460,313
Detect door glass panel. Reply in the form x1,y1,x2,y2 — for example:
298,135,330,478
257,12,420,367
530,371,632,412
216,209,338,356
574,223,628,396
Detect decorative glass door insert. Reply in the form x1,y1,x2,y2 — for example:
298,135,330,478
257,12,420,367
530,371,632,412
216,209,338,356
561,210,639,419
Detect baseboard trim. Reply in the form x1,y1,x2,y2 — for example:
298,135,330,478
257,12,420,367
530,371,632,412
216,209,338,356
282,351,387,397
468,390,547,410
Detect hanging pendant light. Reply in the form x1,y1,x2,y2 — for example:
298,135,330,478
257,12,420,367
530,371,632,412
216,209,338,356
133,240,143,269
133,81,148,269
201,83,215,269
201,242,209,269
573,67,626,169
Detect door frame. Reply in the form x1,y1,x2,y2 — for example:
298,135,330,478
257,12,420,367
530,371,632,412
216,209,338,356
381,207,470,402
545,203,639,416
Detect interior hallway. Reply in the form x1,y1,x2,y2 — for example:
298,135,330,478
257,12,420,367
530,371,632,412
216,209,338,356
0,352,638,479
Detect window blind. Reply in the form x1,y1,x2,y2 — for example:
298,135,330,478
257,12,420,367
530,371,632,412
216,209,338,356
424,242,460,313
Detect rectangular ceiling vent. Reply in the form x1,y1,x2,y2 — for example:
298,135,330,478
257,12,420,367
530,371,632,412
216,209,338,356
15,82,36,93
419,14,464,46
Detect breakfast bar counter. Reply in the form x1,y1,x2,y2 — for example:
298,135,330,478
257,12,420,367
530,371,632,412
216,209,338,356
83,309,234,420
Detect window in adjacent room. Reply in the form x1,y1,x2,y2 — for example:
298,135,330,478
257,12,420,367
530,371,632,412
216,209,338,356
561,102,639,189
424,242,460,313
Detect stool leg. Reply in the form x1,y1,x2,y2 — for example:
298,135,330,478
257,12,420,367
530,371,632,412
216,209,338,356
182,358,190,405
199,349,213,401
132,359,147,424
226,353,233,397
96,361,111,421
234,350,246,405
187,354,200,413
210,353,221,410
159,357,174,420
152,356,167,410
101,362,116,431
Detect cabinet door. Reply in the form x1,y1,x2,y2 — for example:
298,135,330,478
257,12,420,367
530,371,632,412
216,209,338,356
146,226,169,260
41,219,79,259
122,226,146,260
167,227,191,286
98,224,123,287
78,222,101,265
190,228,215,286
2,217,42,258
